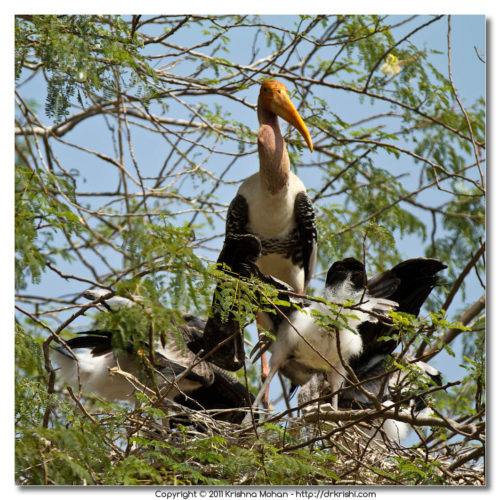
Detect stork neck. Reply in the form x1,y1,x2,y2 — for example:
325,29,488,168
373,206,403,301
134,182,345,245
257,109,290,195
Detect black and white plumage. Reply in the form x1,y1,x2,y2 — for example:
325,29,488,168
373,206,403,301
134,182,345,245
338,357,442,413
226,190,317,294
292,257,446,399
212,81,317,406
202,233,298,371
51,297,253,424
250,258,398,411
296,257,446,440
224,80,317,295
82,289,141,310
52,326,209,403
351,257,447,376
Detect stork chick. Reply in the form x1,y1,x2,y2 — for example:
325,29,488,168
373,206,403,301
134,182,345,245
251,258,397,411
297,257,446,440
51,296,253,424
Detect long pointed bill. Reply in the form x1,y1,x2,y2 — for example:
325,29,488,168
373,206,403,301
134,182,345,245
260,81,313,152
269,92,313,152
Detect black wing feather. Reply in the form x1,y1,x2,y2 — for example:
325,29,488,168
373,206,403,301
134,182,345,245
174,366,254,423
59,331,114,356
352,258,446,371
202,234,262,371
294,191,317,289
225,194,249,236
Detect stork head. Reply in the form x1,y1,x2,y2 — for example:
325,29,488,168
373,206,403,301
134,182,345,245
258,80,313,152
326,258,367,291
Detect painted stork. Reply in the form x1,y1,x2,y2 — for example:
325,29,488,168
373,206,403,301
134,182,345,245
204,80,317,399
249,258,397,411
51,296,253,424
299,356,442,442
225,79,317,293
249,256,446,415
283,257,446,439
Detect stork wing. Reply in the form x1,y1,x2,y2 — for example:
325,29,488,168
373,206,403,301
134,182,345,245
174,365,254,424
225,194,249,236
353,258,446,373
202,234,262,371
368,258,447,316
294,191,318,291
157,323,216,387
53,331,114,357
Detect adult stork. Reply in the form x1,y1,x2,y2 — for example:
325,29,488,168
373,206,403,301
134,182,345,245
205,80,317,397
225,79,317,294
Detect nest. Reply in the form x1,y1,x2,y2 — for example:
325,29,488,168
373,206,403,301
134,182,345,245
109,398,484,486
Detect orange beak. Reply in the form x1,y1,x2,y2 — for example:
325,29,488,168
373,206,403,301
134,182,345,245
259,80,313,152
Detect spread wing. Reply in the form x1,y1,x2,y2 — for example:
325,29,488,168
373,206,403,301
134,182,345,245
352,258,446,372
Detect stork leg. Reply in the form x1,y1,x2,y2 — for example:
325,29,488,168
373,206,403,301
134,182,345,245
253,360,281,410
242,346,289,425
256,312,270,408
326,365,346,410
256,282,305,409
